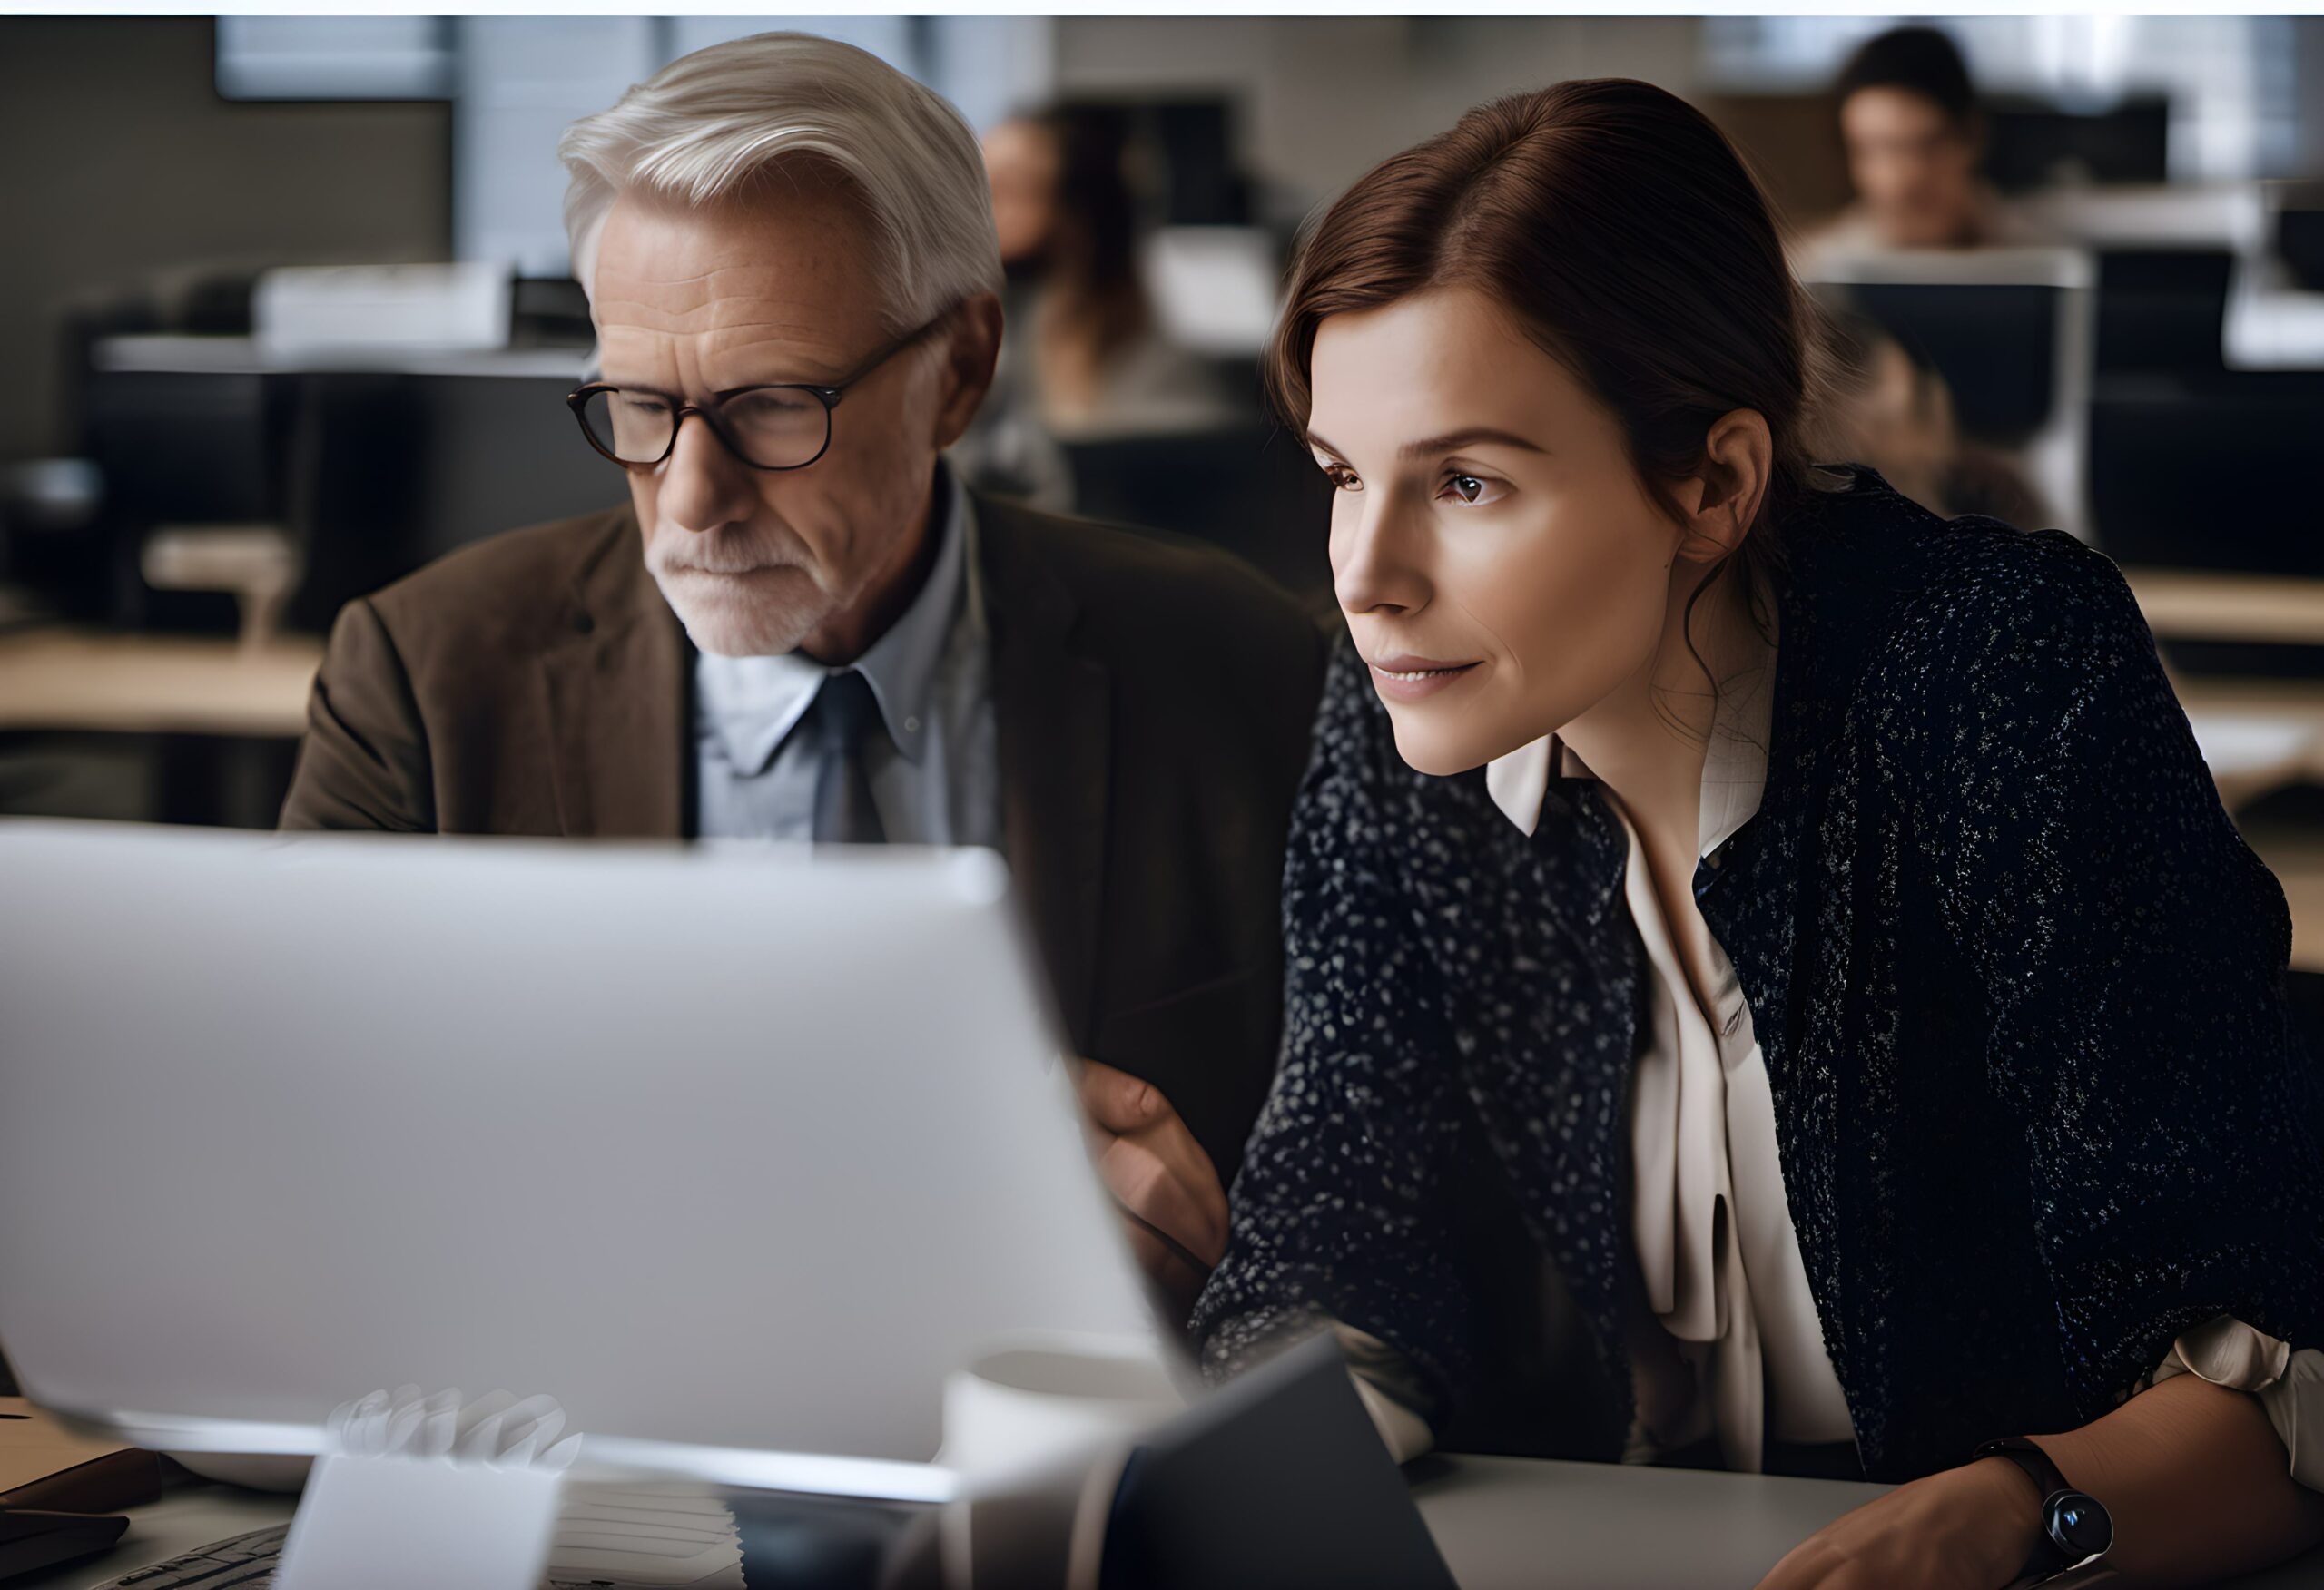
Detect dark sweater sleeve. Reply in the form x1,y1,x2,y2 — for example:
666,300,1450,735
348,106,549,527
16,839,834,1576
1930,532,2324,1420
1189,637,1480,1412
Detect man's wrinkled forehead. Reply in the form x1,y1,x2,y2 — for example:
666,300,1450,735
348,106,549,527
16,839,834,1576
587,182,889,378
592,260,824,326
586,159,875,283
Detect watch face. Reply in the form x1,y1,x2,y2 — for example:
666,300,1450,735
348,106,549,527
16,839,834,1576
2046,1491,2113,1559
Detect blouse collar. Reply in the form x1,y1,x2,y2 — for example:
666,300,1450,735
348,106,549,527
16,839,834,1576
1485,617,1779,860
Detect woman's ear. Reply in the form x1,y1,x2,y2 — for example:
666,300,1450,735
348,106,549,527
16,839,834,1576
1675,408,1773,565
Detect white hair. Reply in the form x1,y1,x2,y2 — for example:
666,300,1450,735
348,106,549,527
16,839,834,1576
558,32,1002,329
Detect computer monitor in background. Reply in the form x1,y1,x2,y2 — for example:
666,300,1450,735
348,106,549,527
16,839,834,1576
1806,247,2094,539
1983,95,2171,193
1062,425,1334,604
2279,203,2324,295
81,363,289,632
2087,371,2324,580
290,366,623,635
84,343,618,638
2093,249,2234,377
2079,237,2321,584
1841,279,2062,442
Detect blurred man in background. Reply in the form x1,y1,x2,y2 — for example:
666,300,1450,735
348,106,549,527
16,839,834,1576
1795,25,2052,270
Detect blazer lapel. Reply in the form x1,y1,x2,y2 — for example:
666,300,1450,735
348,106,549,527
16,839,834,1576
539,510,689,839
979,497,1112,1052
1513,780,1640,1382
1698,549,1871,1445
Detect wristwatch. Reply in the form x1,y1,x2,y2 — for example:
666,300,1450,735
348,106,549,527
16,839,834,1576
1971,1436,2114,1587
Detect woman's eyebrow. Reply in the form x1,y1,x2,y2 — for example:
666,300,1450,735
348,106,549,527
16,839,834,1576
1304,427,1549,461
1400,427,1547,459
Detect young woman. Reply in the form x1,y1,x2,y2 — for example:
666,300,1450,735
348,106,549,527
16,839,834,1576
1192,80,2322,1589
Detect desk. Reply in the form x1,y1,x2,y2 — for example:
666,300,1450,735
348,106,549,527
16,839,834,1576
1410,1454,2324,1587
16,1483,290,1589
21,1459,2324,1590
2125,568,2324,652
0,630,320,740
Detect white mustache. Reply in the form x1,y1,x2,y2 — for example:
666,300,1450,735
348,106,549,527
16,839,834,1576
665,557,792,575
655,527,808,577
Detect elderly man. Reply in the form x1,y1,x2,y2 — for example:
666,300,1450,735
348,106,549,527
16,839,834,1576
280,33,1325,1315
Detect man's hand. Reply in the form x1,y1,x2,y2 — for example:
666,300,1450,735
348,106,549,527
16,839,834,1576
1075,1060,1229,1314
1752,1457,2041,1590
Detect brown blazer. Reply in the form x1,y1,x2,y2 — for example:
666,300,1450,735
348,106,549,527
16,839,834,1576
280,493,1328,1185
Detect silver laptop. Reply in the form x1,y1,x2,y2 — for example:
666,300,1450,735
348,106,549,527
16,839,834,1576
0,820,1168,1504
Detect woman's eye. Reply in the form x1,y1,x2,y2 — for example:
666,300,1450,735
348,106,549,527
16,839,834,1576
1321,464,1363,493
1441,473,1499,505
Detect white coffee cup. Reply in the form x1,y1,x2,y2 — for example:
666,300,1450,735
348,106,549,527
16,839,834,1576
936,1337,1184,1484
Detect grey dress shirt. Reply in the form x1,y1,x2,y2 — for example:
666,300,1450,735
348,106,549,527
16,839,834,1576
693,466,1001,849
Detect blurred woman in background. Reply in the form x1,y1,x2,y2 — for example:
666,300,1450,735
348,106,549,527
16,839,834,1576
1196,76,2322,1590
957,104,1228,507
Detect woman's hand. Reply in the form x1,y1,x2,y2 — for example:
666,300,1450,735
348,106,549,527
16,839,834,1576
1753,1457,2041,1590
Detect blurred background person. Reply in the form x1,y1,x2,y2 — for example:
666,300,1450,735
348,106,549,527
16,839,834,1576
989,105,1230,435
1811,309,2052,527
1793,25,2053,272
954,104,1235,509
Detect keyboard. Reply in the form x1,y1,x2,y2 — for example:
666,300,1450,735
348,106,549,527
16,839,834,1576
99,1526,285,1589
96,1484,753,1589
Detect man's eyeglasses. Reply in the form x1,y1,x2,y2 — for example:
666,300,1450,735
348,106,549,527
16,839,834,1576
566,309,950,473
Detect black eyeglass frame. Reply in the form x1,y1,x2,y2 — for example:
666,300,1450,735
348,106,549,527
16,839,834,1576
566,307,951,473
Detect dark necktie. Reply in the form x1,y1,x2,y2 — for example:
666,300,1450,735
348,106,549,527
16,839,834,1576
806,669,887,845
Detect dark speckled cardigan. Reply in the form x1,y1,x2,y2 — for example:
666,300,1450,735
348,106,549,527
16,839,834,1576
1191,466,2324,1482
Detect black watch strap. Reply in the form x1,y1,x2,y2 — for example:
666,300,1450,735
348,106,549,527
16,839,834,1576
1972,1437,2113,1587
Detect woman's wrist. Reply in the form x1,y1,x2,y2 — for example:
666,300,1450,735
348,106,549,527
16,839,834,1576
1958,1455,2049,1586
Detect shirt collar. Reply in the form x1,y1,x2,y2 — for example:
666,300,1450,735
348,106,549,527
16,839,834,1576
694,463,972,777
1485,619,1778,859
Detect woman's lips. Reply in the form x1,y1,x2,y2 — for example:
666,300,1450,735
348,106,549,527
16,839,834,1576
1366,653,1482,702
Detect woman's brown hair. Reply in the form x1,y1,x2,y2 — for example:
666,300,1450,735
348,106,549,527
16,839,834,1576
1269,78,1844,635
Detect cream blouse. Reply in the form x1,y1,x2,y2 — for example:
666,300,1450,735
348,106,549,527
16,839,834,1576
1342,628,2322,1488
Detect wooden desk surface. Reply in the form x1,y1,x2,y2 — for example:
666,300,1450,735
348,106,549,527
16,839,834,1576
2124,566,2324,649
0,629,320,740
0,613,2318,969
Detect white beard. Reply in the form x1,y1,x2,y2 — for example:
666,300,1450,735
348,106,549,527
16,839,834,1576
648,562,836,658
